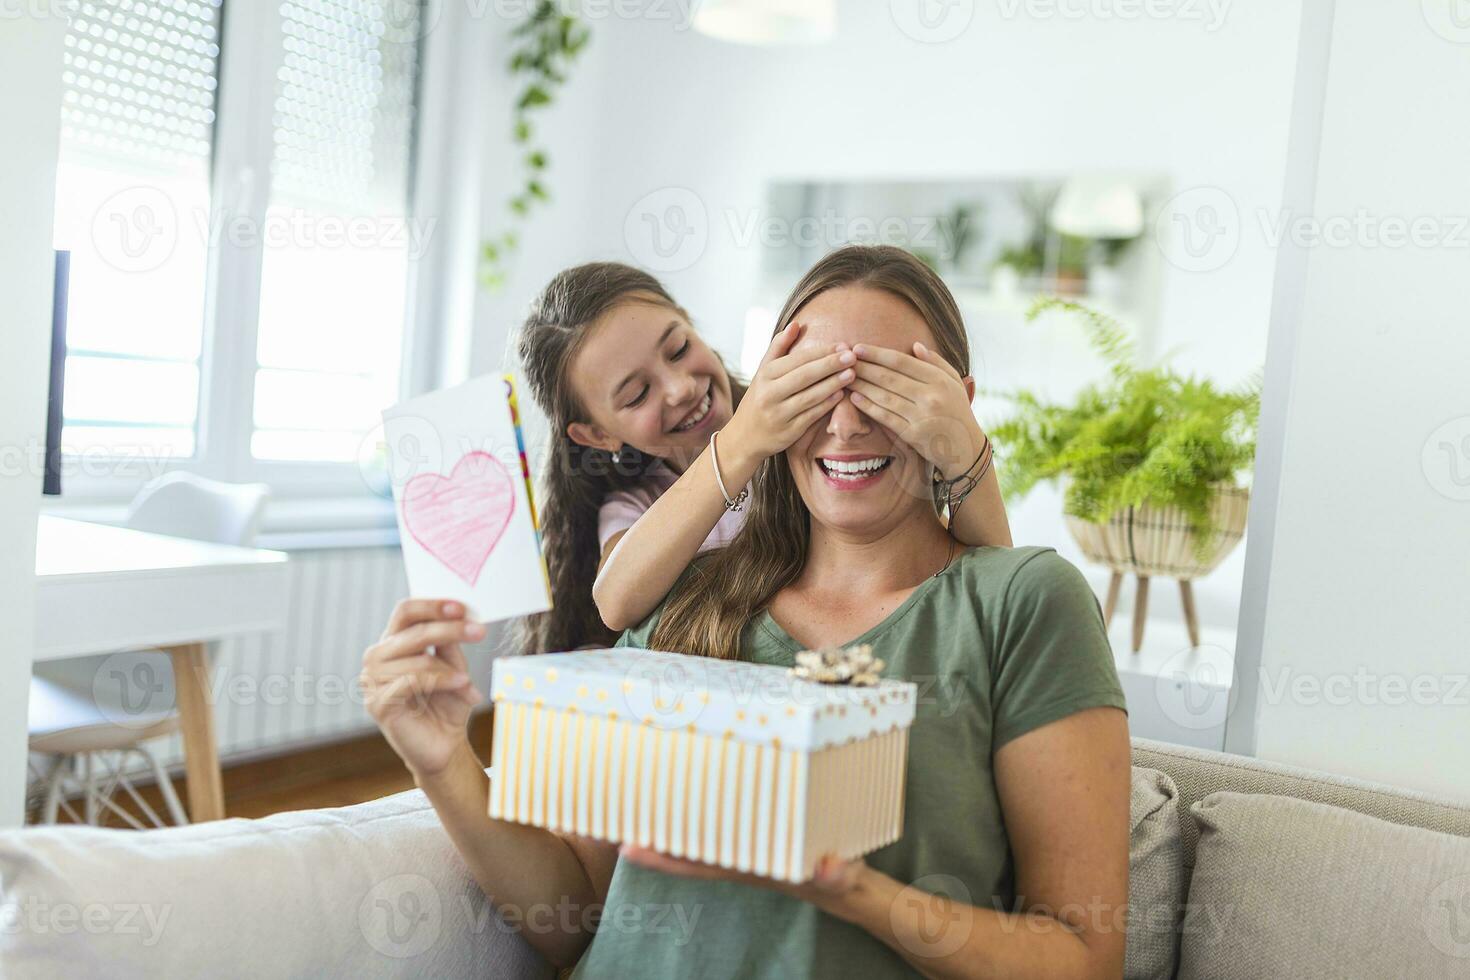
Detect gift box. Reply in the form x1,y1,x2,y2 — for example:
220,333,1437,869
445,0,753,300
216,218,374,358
487,648,917,882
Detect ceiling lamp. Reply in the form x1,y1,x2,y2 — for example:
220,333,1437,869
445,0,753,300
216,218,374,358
692,0,836,45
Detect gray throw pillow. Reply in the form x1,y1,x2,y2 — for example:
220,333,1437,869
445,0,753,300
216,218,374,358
1127,766,1185,980
1178,791,1470,979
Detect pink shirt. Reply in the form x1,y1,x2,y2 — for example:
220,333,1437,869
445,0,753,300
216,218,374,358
597,461,747,554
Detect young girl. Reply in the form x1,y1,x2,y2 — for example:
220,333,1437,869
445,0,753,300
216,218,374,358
515,260,1011,654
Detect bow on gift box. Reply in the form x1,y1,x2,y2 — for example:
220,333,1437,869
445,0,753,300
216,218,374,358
789,643,886,687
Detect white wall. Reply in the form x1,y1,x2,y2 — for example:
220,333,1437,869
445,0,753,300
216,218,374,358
474,1,1301,370
0,15,67,827
1230,0,1470,800
471,1,1301,637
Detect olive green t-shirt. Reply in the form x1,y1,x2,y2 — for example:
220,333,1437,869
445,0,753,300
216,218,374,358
570,545,1127,979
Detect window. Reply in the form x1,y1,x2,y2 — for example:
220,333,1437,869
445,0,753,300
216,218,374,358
51,0,427,496
251,0,423,463
51,0,224,463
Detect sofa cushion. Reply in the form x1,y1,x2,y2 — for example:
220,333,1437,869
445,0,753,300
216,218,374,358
1126,766,1185,980
0,781,554,980
1177,790,1470,979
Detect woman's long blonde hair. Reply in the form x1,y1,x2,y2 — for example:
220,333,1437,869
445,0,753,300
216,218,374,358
649,245,972,661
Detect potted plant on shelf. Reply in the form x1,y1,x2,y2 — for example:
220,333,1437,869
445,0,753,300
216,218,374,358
986,298,1261,651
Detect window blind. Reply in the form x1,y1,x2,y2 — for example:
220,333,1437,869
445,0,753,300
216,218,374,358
251,0,423,463
53,0,224,463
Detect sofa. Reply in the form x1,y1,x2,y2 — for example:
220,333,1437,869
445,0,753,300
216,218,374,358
2,737,1468,979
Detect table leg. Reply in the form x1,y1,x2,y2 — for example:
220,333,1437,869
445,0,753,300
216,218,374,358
164,643,224,822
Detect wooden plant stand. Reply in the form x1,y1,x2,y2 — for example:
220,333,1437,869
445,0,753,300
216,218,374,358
1065,484,1250,654
1102,573,1202,653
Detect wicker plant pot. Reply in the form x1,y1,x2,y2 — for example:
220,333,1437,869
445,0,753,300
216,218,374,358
1065,484,1250,651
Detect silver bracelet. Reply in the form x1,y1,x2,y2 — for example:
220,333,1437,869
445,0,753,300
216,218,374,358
709,430,749,512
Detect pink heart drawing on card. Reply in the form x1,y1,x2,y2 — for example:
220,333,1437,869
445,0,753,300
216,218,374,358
401,451,517,586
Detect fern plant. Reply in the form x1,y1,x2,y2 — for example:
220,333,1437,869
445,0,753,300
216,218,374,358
986,297,1262,561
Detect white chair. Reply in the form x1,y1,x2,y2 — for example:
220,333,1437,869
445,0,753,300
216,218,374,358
27,473,269,827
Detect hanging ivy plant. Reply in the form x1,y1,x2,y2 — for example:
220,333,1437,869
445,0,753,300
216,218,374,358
481,3,592,291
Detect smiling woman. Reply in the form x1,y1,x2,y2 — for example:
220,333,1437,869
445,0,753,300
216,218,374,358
361,247,1124,979
571,245,1132,978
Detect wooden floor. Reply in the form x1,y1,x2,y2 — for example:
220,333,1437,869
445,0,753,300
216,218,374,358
29,710,495,826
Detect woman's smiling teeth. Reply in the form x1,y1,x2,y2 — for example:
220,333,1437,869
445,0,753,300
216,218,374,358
671,388,712,433
818,456,893,481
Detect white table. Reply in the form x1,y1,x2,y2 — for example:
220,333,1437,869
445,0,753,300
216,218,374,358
33,516,290,821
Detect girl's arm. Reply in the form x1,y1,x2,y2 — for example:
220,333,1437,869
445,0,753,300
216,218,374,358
592,432,762,631
360,599,618,968
592,324,854,632
945,450,1013,548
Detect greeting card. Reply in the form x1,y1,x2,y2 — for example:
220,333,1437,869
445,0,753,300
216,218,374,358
382,374,551,624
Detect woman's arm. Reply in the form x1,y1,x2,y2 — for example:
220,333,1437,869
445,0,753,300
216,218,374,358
622,706,1129,980
593,326,855,631
360,599,618,968
820,707,1130,979
413,744,619,968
